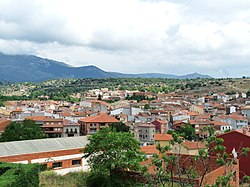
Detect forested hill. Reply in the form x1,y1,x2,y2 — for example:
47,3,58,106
0,53,212,82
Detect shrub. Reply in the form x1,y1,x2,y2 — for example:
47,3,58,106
0,162,40,187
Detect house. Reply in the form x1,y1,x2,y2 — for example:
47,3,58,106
42,118,65,138
171,140,206,155
135,123,155,144
213,121,232,134
190,105,205,115
154,133,173,147
151,119,168,133
26,117,81,138
80,99,110,113
215,114,248,130
63,120,81,137
217,128,250,179
141,145,159,158
0,118,11,135
241,106,250,121
189,119,214,139
0,136,89,175
78,113,119,135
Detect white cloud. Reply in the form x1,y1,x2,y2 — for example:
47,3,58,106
0,0,250,77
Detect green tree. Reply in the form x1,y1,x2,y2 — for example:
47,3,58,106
178,124,196,141
109,122,130,132
83,128,146,185
0,119,46,142
144,103,150,110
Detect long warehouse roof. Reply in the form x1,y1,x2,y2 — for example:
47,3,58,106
0,136,88,157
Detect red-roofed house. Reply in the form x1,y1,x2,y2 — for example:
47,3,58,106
78,113,119,135
154,133,173,146
151,119,168,133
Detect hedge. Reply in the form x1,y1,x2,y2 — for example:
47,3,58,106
0,162,40,187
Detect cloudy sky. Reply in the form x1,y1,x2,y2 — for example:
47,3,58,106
0,0,250,77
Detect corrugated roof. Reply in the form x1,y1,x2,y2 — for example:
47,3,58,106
0,136,88,157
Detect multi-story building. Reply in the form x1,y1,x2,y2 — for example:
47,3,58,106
135,123,155,144
78,113,119,135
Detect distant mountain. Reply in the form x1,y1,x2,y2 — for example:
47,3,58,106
0,53,212,82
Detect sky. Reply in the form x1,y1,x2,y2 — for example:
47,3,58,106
0,0,250,77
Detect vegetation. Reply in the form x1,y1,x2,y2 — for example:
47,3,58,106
1,78,250,101
83,128,146,186
0,162,40,187
109,122,130,132
178,124,196,141
0,119,47,142
39,171,88,187
150,127,250,187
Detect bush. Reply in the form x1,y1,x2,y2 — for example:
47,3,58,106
0,162,40,187
39,171,88,187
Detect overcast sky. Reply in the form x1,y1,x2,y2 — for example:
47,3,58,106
0,0,250,77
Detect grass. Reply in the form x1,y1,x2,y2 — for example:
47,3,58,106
39,171,88,187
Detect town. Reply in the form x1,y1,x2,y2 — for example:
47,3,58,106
0,78,250,186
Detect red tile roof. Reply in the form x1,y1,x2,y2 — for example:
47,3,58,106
0,118,11,132
154,133,173,141
141,145,159,154
181,141,206,150
79,113,119,123
213,121,231,126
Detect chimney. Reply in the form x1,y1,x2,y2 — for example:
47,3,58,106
243,129,246,135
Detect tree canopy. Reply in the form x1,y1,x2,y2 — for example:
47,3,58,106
178,124,196,141
109,122,130,133
83,128,146,173
0,119,47,142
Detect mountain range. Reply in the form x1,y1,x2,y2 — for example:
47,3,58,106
0,52,212,82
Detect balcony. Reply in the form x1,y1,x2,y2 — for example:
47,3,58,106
43,127,63,133
65,129,78,134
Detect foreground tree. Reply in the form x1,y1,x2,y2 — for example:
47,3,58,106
150,127,250,187
0,119,46,142
178,124,196,141
109,122,130,132
83,128,146,186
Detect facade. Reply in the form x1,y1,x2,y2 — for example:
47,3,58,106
62,120,81,137
218,114,248,130
135,123,155,144
26,117,80,137
213,121,232,134
154,133,173,147
0,136,89,175
151,119,168,133
78,113,119,135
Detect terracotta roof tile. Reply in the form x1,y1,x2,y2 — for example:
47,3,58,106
154,133,173,141
79,113,119,123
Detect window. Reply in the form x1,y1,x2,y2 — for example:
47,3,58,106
52,162,62,168
72,159,81,166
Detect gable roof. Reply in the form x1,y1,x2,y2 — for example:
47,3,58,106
181,141,206,150
79,113,119,123
154,133,173,141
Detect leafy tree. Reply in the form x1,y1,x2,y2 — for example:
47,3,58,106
109,122,130,132
178,124,196,141
149,127,249,187
144,103,150,110
0,119,47,142
83,128,146,185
